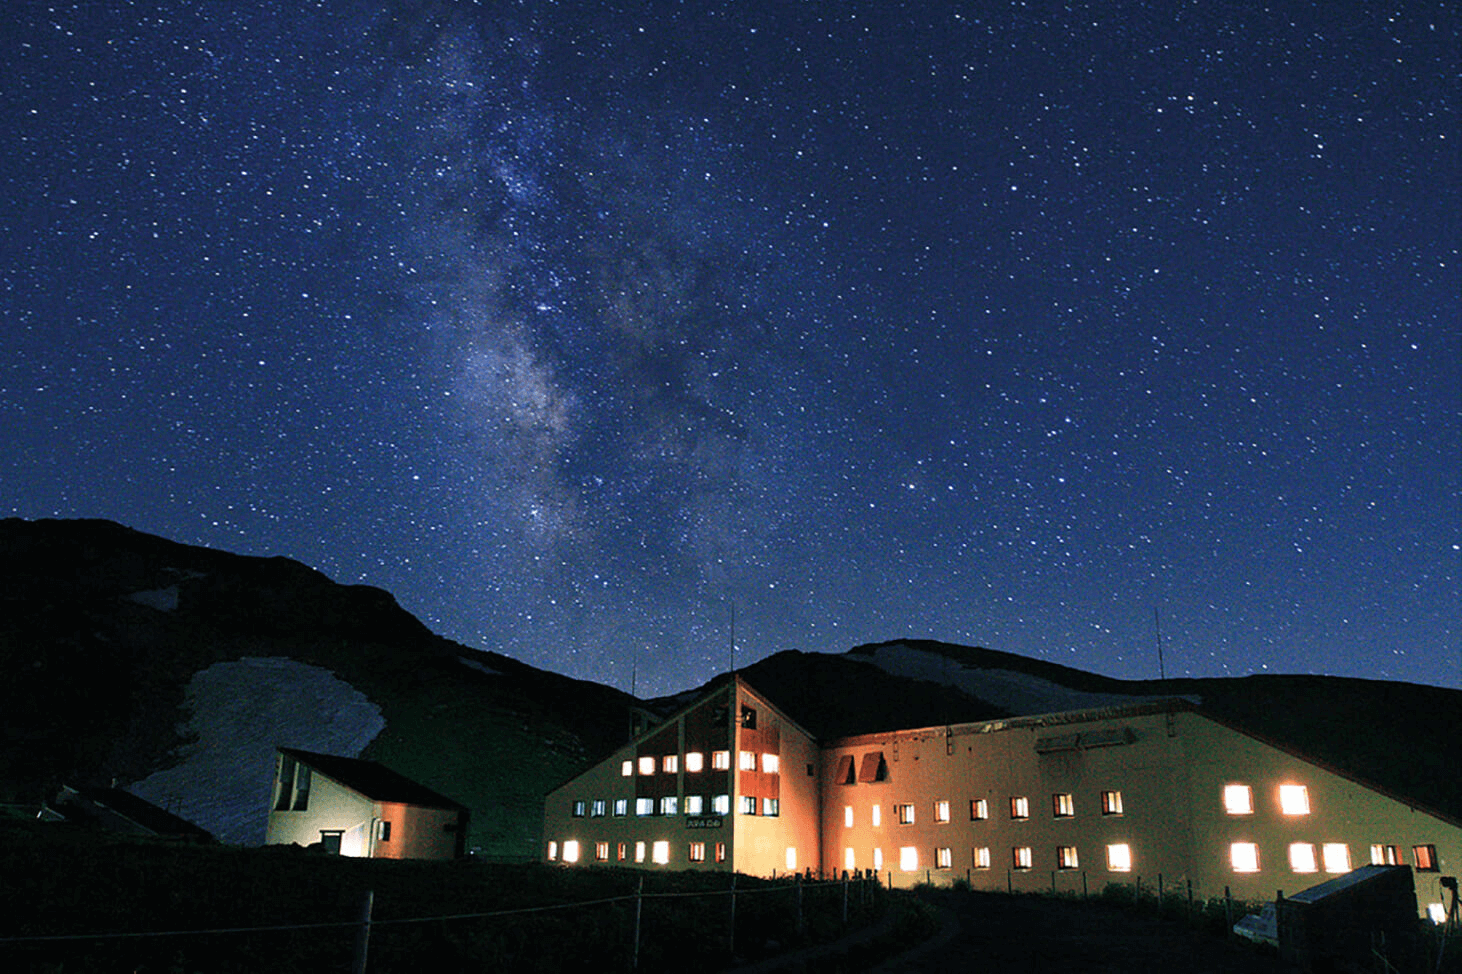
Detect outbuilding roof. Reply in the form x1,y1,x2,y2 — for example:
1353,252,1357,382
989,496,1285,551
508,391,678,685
278,748,465,810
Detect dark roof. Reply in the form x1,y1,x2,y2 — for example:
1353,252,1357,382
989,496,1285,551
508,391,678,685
71,787,215,841
279,748,465,810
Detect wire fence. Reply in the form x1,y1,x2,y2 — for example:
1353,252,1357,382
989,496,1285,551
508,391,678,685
0,871,888,973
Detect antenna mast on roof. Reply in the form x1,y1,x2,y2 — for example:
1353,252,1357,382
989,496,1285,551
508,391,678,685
1153,607,1167,681
729,599,736,676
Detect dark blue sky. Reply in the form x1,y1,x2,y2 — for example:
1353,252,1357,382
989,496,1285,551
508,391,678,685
3,1,1457,695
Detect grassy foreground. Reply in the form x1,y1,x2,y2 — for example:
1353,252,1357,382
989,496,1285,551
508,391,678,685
0,820,911,973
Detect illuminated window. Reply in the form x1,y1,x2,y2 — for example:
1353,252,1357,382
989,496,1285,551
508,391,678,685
786,847,797,871
689,842,706,863
845,847,856,870
844,805,854,828
1371,844,1402,865
739,796,757,815
934,800,950,823
563,840,581,864
740,751,757,771
613,798,628,817
1231,842,1260,873
900,846,919,872
618,842,627,861
873,847,884,870
289,765,311,811
621,760,633,777
636,797,654,816
595,841,610,862
763,798,780,816
1414,845,1439,872
973,847,991,870
762,753,780,774
740,705,757,729
1223,784,1254,815
660,796,678,816
1010,796,1030,819
1288,843,1317,873
712,794,730,815
1012,846,1033,870
936,847,953,869
712,750,731,770
685,795,704,815
275,756,300,811
871,804,882,827
638,756,656,776
1107,843,1132,872
1101,790,1124,816
547,840,558,861
571,800,586,818
590,799,606,817
896,803,916,825
1322,843,1350,873
635,841,646,863
662,755,678,774
652,840,670,865
1058,846,1079,870
970,798,989,821
1428,903,1447,924
1053,793,1075,818
715,843,726,862
1279,785,1310,816
685,751,704,772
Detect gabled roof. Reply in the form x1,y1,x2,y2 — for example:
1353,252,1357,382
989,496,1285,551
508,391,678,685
279,748,465,810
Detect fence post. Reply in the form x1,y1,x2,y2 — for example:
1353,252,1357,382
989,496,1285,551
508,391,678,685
795,874,804,937
632,875,644,971
1158,873,1164,910
351,889,373,974
842,872,849,924
1051,871,1056,894
1187,878,1193,917
1224,885,1233,934
728,872,738,959
1082,871,1088,899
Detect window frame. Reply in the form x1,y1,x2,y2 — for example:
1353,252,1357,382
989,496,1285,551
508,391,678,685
1223,784,1254,816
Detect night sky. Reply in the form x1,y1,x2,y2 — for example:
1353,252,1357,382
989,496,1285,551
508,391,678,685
3,1,1457,696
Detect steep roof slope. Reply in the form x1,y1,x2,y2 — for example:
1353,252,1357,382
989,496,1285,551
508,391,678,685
279,748,465,810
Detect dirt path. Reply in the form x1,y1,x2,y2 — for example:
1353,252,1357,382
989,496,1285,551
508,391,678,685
872,890,1293,974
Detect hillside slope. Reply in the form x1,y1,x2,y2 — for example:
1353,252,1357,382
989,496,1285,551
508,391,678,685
0,517,635,856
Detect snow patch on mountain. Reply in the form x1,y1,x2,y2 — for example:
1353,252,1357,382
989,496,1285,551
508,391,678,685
457,656,501,677
127,586,179,611
861,642,1197,716
130,657,384,845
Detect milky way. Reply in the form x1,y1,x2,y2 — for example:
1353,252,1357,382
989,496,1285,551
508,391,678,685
2,1,1457,694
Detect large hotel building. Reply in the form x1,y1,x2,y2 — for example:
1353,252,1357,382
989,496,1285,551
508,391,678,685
543,675,1459,921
